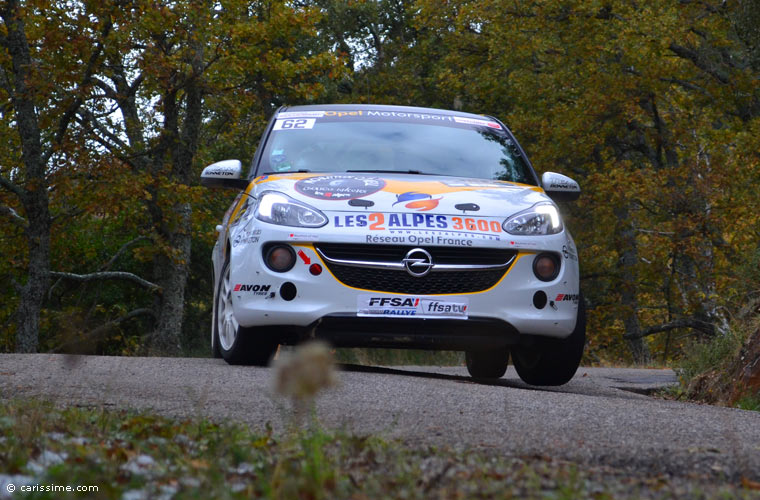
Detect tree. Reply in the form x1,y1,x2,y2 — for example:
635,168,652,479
344,0,760,362
73,0,343,353
0,0,116,352
1,0,343,354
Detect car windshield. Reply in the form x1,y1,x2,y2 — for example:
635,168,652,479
256,116,536,185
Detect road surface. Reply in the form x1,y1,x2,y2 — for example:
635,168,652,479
1,354,758,481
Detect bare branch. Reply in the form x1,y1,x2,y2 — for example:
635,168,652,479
51,207,85,224
623,318,714,340
100,236,149,271
0,203,26,227
660,77,711,96
51,308,155,353
91,76,118,99
635,228,675,236
76,111,131,154
668,43,730,84
0,64,12,93
43,13,114,165
87,308,154,335
0,174,24,198
49,271,160,292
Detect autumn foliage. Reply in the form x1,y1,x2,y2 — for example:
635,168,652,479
1,0,759,364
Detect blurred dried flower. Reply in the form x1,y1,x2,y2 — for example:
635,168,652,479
273,341,338,402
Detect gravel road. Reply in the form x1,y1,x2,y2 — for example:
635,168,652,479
1,354,759,482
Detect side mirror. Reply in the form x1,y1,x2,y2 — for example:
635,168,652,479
200,160,250,190
542,172,580,202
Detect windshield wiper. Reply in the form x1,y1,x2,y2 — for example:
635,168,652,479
346,169,429,175
260,169,311,175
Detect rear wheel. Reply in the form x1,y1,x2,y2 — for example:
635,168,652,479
512,296,586,386
465,348,509,379
214,256,277,366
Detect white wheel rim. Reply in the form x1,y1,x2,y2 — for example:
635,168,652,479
218,265,238,351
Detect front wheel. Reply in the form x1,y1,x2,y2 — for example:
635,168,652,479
512,296,586,386
213,256,277,366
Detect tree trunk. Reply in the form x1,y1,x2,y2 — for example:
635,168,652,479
2,0,51,353
615,205,651,364
150,202,192,354
148,36,203,354
14,217,50,352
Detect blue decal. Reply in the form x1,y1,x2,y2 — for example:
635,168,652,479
393,192,431,206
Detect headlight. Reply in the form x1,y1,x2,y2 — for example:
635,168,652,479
503,203,563,235
254,191,327,228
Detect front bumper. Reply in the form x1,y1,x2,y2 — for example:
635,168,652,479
228,233,580,342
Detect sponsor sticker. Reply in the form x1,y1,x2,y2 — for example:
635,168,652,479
296,175,386,200
393,191,441,211
366,233,474,246
234,284,272,296
548,180,577,191
206,168,236,177
562,244,578,261
358,295,469,319
555,293,580,303
442,180,514,188
273,118,316,130
288,232,320,241
277,111,326,119
452,116,502,129
232,228,261,247
333,213,503,234
324,110,365,118
365,110,451,121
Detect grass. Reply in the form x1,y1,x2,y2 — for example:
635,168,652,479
676,328,747,387
735,395,760,412
1,398,759,499
670,316,760,411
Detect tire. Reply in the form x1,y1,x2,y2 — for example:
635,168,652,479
465,348,509,379
213,256,277,366
512,296,586,386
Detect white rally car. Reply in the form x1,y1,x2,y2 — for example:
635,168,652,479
201,104,584,385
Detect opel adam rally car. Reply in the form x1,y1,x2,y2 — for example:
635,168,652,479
202,104,584,385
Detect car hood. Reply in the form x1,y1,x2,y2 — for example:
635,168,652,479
251,172,549,216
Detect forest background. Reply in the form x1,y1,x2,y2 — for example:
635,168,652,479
1,0,759,366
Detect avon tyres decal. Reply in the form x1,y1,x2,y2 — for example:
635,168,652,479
555,293,579,303
333,213,503,233
357,295,469,319
234,284,272,296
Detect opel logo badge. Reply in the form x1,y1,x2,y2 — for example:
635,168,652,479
402,248,433,277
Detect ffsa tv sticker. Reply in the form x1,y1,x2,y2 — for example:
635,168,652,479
295,175,385,200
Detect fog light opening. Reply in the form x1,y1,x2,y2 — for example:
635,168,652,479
280,282,297,301
533,253,560,282
264,244,296,272
533,291,548,309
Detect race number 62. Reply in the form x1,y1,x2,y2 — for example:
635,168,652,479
274,118,315,130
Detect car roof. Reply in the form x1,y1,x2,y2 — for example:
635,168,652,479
279,103,498,122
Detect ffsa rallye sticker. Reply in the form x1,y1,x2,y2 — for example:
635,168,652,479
357,295,469,319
